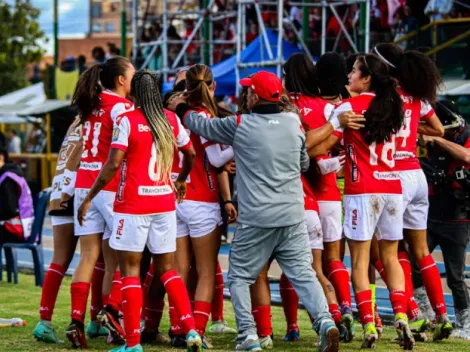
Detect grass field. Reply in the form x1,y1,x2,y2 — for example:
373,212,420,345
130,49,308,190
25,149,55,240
0,273,469,352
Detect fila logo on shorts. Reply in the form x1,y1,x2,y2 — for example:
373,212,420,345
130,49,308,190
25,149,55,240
352,209,358,230
269,120,280,125
116,219,124,238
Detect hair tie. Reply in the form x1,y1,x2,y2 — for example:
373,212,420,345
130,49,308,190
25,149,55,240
374,47,396,69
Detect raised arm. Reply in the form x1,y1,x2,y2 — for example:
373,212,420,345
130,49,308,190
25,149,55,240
175,103,239,146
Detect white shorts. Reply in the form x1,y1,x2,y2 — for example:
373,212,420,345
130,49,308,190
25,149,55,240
110,212,177,254
74,189,115,239
318,201,343,243
343,194,404,242
306,210,324,250
176,201,222,238
51,215,74,226
400,170,429,230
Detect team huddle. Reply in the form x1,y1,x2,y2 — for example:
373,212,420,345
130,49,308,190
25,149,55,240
32,42,454,352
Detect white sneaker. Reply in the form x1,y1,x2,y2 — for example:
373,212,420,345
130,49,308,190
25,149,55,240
234,334,262,351
452,308,470,340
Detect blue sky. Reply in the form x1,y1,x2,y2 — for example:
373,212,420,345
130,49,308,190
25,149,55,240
6,0,89,53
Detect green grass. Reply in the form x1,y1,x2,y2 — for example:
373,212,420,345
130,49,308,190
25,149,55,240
0,273,469,351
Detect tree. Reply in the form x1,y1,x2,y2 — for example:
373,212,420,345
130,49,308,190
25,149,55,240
0,0,46,96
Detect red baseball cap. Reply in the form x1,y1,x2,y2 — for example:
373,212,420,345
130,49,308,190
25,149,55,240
239,71,282,102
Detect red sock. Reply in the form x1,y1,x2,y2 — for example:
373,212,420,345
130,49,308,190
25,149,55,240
108,271,122,312
194,301,212,336
169,304,184,335
373,259,388,283
279,273,299,331
252,305,272,337
39,263,66,321
327,260,352,310
398,252,419,320
122,277,142,348
419,255,447,317
161,270,195,333
390,290,408,316
71,282,91,323
355,290,374,327
143,298,164,332
90,262,105,321
329,303,342,325
211,261,225,322
141,262,155,320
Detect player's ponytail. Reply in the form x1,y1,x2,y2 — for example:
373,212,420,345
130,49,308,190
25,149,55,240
72,56,131,124
357,55,404,144
373,43,442,105
185,64,223,118
131,70,175,183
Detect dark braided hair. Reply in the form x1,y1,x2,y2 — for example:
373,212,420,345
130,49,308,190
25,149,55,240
131,70,175,182
356,55,404,144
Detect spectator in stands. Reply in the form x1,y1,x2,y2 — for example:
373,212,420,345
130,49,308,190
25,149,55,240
91,46,106,64
25,123,46,154
8,130,21,154
0,131,6,149
246,23,259,45
77,55,87,74
107,42,121,59
0,148,34,244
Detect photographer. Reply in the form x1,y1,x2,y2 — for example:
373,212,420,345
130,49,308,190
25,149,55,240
413,100,470,340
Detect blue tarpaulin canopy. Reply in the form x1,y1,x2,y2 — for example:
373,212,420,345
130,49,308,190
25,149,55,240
162,29,304,96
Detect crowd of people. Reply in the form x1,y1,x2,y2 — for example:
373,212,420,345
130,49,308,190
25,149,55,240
20,39,469,352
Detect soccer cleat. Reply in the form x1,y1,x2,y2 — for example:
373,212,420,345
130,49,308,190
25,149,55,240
409,318,431,333
341,307,355,343
282,329,300,342
374,303,383,339
202,335,213,349
361,323,378,349
259,335,273,349
98,307,125,345
140,329,169,344
33,320,63,344
208,320,237,334
171,334,187,349
337,323,348,342
432,314,453,341
108,343,144,352
234,334,262,351
86,320,109,339
186,329,203,352
395,313,415,350
66,321,88,349
319,321,339,352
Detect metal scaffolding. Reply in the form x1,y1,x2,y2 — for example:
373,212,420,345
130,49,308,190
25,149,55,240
131,0,370,95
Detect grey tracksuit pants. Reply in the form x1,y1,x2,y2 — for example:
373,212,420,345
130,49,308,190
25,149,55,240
227,221,332,342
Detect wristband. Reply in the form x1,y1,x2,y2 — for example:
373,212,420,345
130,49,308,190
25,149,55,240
223,200,233,205
329,115,342,131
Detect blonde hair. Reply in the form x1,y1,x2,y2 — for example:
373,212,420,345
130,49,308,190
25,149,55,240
131,70,175,183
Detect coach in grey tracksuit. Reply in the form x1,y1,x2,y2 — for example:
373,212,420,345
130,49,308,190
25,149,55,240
172,71,336,346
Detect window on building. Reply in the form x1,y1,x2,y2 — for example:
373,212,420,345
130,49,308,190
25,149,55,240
92,23,102,33
91,4,102,18
105,22,116,33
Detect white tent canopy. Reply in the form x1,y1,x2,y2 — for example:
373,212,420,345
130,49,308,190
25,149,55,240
440,80,470,96
0,83,69,119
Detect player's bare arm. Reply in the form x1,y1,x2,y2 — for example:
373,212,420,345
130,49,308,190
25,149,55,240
77,149,125,225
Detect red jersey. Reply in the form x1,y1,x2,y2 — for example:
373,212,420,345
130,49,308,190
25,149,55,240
110,108,192,215
171,107,219,203
75,90,133,192
335,93,402,195
395,87,434,171
290,94,342,202
302,175,320,212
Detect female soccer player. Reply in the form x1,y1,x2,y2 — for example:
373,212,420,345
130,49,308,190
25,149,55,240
33,117,95,343
170,64,236,346
372,43,451,340
66,56,135,348
330,54,414,349
77,70,202,352
280,53,353,342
